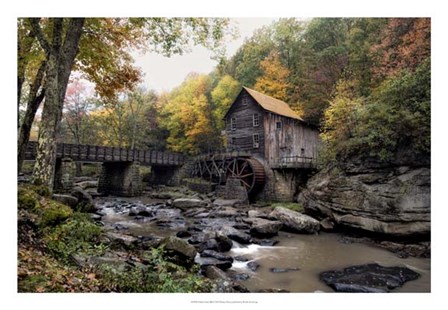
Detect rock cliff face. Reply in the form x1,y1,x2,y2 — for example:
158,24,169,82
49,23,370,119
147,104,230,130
298,159,430,238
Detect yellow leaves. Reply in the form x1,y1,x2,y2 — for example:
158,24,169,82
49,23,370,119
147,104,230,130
254,51,291,102
159,74,216,154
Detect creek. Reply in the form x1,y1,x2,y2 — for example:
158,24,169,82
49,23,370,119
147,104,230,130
95,196,430,293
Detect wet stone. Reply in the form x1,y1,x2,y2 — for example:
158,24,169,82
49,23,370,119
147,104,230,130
200,250,234,262
270,267,300,273
319,263,420,292
198,257,233,271
247,261,260,272
218,225,252,245
233,273,250,281
257,288,290,293
187,226,203,232
204,265,228,280
188,232,215,245
234,256,249,262
176,230,192,238
233,223,251,230
155,218,185,229
252,239,278,247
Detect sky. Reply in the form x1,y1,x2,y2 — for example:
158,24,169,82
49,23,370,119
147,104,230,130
132,18,276,93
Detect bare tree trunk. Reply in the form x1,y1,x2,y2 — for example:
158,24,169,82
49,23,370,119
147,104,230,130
17,61,46,174
31,18,85,190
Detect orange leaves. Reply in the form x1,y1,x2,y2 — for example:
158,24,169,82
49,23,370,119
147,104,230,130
371,18,430,79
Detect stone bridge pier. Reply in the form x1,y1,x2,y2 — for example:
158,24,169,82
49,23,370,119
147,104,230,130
147,165,182,186
98,161,143,196
54,158,75,193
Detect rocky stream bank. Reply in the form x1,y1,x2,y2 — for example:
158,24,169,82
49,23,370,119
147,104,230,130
18,174,430,292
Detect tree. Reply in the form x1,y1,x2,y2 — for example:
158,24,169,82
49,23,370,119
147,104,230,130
371,18,430,80
254,50,291,101
17,19,47,173
210,75,241,133
30,18,85,188
62,79,94,145
20,18,232,190
160,74,216,154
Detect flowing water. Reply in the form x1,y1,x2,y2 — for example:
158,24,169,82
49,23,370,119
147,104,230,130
228,232,430,292
96,197,430,293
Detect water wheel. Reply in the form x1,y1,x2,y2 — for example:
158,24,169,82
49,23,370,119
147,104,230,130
226,157,266,196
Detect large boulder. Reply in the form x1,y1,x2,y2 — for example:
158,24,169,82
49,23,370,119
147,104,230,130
160,236,197,268
105,232,138,250
218,225,252,244
200,250,234,262
269,207,320,234
75,180,98,190
320,263,420,292
52,194,78,209
71,187,94,212
244,218,283,237
204,265,228,280
197,257,232,271
172,198,207,211
298,163,430,238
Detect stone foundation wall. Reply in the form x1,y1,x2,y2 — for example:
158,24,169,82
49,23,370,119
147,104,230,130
257,165,309,202
185,180,213,194
216,178,248,203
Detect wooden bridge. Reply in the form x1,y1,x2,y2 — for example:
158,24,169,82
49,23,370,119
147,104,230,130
25,141,185,166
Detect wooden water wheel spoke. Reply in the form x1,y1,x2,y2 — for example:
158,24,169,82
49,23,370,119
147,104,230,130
239,162,247,175
239,179,251,189
225,157,266,197
193,155,266,198
239,173,253,178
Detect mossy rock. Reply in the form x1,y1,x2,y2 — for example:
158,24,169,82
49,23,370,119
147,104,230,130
18,186,41,210
39,200,73,228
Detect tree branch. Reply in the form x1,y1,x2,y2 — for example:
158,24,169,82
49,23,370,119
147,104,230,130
28,18,51,54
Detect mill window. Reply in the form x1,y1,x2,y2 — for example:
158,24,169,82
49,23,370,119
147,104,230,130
242,96,249,105
253,114,259,127
301,148,305,156
276,121,282,130
231,117,236,131
253,134,260,148
231,137,236,145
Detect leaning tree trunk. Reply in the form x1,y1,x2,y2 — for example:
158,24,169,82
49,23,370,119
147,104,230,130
17,61,46,174
31,18,85,190
17,26,35,133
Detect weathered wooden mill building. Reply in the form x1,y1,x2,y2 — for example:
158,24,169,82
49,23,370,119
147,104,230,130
192,87,321,202
224,87,319,167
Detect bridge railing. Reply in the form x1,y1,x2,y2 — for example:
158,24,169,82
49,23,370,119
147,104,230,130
25,141,185,166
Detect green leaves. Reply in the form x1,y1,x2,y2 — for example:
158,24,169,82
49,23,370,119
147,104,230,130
322,58,430,163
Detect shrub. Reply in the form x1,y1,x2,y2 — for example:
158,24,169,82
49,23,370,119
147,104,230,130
39,200,73,228
18,186,41,210
43,213,105,262
99,247,212,293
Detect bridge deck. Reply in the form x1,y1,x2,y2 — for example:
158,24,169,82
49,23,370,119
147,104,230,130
25,141,185,166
